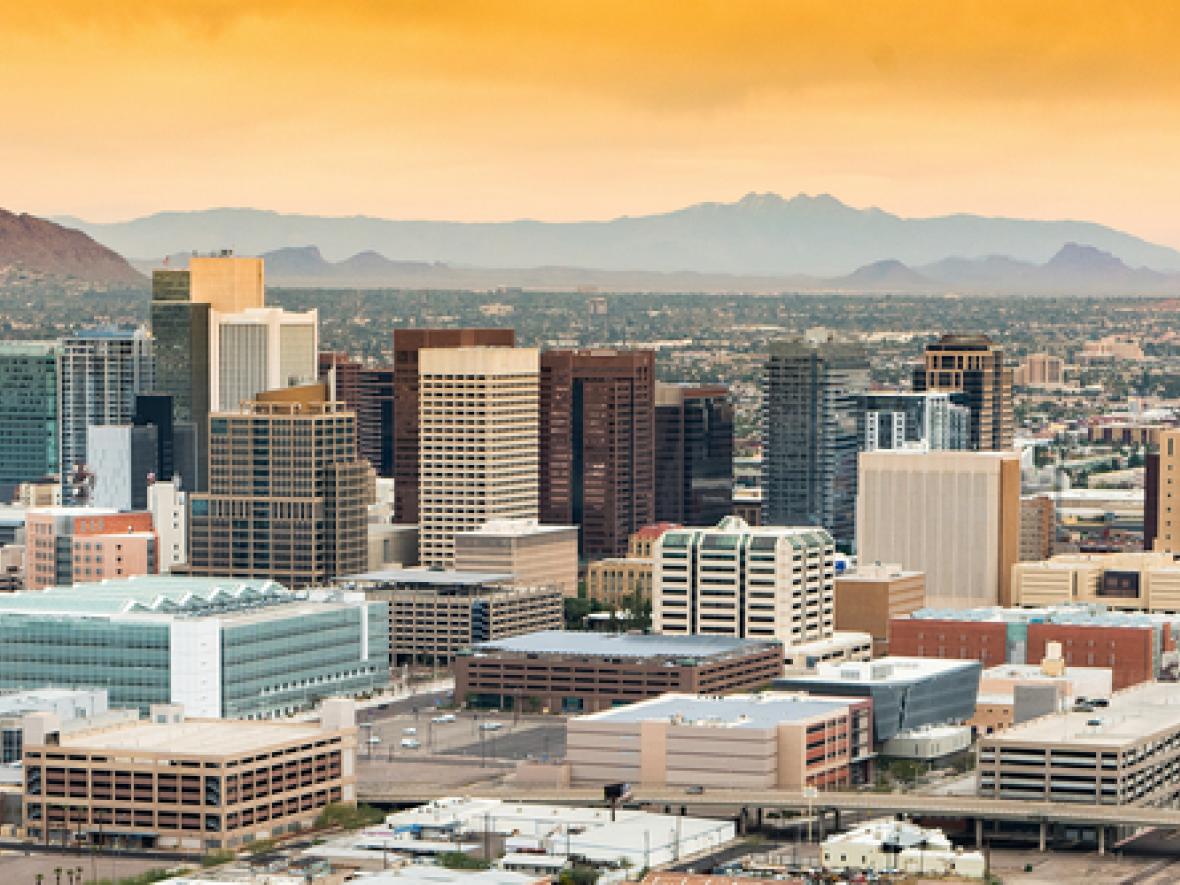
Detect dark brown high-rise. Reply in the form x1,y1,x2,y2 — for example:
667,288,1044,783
392,328,515,523
540,349,655,560
912,334,1013,451
654,382,734,526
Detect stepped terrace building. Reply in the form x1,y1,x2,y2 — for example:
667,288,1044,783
0,576,389,718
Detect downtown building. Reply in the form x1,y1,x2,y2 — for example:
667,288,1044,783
185,384,372,589
0,342,59,499
208,306,318,412
654,382,734,526
540,349,655,560
57,327,153,491
912,333,1013,451
857,391,969,452
416,344,539,567
761,337,868,550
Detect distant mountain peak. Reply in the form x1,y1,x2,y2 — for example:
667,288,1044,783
1046,242,1129,271
0,209,144,288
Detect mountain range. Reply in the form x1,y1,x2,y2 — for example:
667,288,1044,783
59,192,1180,279
0,210,144,287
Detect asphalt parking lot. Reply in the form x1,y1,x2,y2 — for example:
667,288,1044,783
357,709,567,762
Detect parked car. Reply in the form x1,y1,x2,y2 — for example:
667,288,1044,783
403,727,417,735
685,785,705,795
479,721,503,731
432,713,456,724
400,738,421,749
367,735,382,745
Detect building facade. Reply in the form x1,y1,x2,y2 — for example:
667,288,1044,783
540,349,655,560
0,576,389,718
209,307,318,412
455,631,783,713
392,329,516,524
0,342,59,499
567,693,873,790
21,698,357,849
87,424,158,511
186,384,372,588
653,517,835,649
857,391,969,452
1011,550,1180,612
912,333,1013,451
654,382,733,527
453,519,579,597
417,346,539,567
761,337,868,550
24,508,157,590
1020,494,1056,561
856,450,1021,607
58,327,153,486
834,564,926,656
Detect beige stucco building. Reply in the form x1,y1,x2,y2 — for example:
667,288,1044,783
834,563,925,655
417,346,539,567
567,692,872,790
453,519,578,597
1011,550,1180,612
856,450,1021,607
188,255,265,313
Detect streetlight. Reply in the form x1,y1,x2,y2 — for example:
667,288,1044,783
803,786,818,843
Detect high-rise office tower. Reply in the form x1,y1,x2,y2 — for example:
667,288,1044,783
857,391,970,452
133,394,185,485
761,337,869,549
392,328,515,524
185,383,372,588
912,334,1013,451
417,346,539,567
319,351,363,409
654,382,734,527
150,255,265,492
208,307,318,411
357,367,395,477
58,327,153,484
0,342,59,499
856,450,1021,607
87,424,158,511
539,349,655,560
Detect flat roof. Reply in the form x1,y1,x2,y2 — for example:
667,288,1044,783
909,603,1175,629
470,630,778,659
579,692,853,728
985,682,1180,747
456,519,577,537
351,869,545,885
781,656,978,686
342,568,514,586
56,718,328,755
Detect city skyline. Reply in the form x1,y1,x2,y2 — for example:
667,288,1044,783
6,2,1180,250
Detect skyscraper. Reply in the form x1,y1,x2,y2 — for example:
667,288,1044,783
857,391,970,452
654,382,734,526
208,306,318,411
539,349,655,559
392,328,515,524
357,367,395,477
0,342,59,499
58,326,153,483
912,334,1013,451
761,337,868,549
150,255,265,492
185,383,372,588
417,346,539,567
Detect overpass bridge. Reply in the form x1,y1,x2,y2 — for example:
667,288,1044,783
357,784,1180,853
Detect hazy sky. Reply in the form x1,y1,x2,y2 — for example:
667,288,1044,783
6,1,1180,245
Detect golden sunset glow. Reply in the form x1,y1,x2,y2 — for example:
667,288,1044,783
5,1,1180,244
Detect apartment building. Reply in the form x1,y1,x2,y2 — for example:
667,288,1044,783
453,519,578,597
653,517,835,649
417,345,539,567
21,698,356,850
454,631,783,713
1020,495,1056,561
567,693,873,790
912,333,1013,451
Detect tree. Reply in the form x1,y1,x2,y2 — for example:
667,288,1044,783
558,866,600,885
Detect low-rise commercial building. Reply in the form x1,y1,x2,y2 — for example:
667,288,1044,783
22,698,357,849
822,819,985,878
0,576,389,718
454,631,783,713
970,649,1113,736
453,519,578,598
1012,550,1180,612
24,508,158,590
1,689,137,763
890,604,1178,690
568,692,873,789
348,569,562,666
833,564,925,655
979,681,1180,806
775,657,981,743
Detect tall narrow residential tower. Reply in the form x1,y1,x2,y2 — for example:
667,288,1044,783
912,333,1013,451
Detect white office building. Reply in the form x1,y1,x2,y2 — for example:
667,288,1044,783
653,516,835,648
417,347,539,567
209,307,318,412
147,478,187,573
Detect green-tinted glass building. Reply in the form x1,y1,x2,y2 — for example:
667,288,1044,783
0,576,389,718
0,341,59,499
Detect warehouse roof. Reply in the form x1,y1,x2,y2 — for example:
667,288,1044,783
470,630,778,660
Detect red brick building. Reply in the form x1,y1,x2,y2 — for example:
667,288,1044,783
888,619,1008,668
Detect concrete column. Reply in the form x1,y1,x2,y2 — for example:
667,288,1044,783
1098,826,1105,856
756,807,764,829
817,808,826,841
834,809,841,831
1039,821,1046,853
975,818,983,848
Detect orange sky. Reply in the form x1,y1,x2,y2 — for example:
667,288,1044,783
5,1,1180,245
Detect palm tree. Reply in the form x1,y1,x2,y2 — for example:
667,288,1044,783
76,867,83,885
35,873,44,885
54,866,62,885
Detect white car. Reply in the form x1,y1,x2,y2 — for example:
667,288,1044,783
400,738,421,749
432,714,456,724
367,735,382,745
479,721,503,732
403,727,417,735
